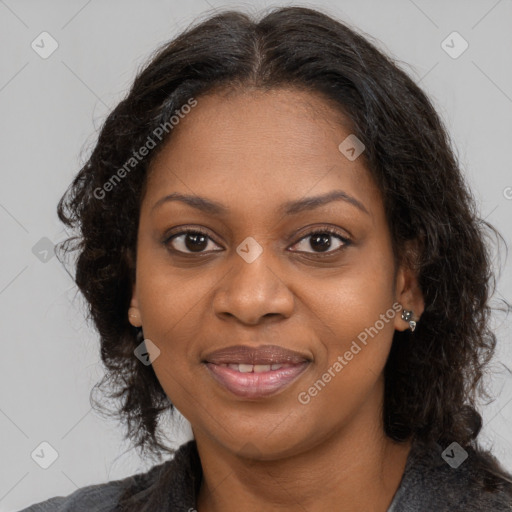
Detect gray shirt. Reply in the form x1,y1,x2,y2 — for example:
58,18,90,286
19,438,512,511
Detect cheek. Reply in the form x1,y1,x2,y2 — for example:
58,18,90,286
295,289,397,427
297,247,397,390
304,285,396,392
136,246,215,341
307,256,396,344
134,263,215,404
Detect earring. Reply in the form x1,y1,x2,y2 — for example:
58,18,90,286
401,309,417,332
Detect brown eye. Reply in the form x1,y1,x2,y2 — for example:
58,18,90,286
290,228,351,255
165,229,222,254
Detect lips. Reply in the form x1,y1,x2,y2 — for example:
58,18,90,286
203,344,310,365
203,344,311,399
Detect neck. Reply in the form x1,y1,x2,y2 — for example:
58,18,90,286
194,396,412,512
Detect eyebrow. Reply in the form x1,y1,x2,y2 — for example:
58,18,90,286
151,190,370,216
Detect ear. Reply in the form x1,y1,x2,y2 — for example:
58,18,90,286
128,291,142,327
393,240,425,332
126,248,142,327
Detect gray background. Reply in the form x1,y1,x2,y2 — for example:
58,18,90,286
1,0,511,510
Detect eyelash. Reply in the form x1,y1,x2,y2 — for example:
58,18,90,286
163,225,352,257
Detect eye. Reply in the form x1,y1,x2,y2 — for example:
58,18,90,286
164,228,222,254
163,226,351,256
289,227,351,255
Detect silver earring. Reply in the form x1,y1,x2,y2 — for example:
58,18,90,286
401,309,417,332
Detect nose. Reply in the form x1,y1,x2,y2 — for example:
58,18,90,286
212,246,295,325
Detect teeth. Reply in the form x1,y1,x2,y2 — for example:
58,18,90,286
221,363,286,372
254,364,271,372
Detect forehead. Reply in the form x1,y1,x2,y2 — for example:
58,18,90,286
143,87,381,220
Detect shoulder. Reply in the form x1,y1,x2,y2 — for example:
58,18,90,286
18,456,176,512
390,439,512,512
18,481,124,512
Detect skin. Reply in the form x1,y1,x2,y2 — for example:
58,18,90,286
128,87,425,512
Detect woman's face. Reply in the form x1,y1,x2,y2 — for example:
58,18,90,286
129,87,423,459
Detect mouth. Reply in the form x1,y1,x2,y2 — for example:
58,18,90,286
203,344,311,399
215,362,298,372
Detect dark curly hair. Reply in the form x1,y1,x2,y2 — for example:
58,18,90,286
57,5,511,475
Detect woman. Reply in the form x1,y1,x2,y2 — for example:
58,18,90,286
21,6,512,512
